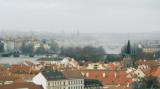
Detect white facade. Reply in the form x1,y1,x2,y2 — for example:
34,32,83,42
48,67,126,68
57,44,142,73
33,72,84,89
134,69,145,78
32,73,47,89
38,57,80,69
126,68,146,82
143,48,160,53
47,79,84,89
86,63,106,70
0,80,14,86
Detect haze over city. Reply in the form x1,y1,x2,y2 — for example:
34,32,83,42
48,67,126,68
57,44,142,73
0,0,160,89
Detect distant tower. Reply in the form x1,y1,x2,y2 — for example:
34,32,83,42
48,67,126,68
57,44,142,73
122,40,134,68
126,40,131,55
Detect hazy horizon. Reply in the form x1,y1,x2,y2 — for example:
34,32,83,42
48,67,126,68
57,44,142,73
0,0,160,33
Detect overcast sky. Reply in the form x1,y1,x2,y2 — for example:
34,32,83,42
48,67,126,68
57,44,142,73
0,0,160,33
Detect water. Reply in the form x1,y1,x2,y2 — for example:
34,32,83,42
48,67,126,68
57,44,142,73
0,56,41,64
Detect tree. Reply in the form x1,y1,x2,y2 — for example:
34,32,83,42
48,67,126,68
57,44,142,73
35,44,46,55
84,79,103,89
155,51,160,59
0,41,4,53
13,50,20,57
21,42,34,57
121,41,159,60
60,46,106,62
132,76,160,89
121,40,144,60
1,52,12,57
105,54,120,62
48,40,59,53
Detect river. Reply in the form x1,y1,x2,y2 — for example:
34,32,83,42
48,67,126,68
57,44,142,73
0,56,41,64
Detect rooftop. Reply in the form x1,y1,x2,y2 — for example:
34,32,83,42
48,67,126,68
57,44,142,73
63,69,83,79
152,67,160,77
0,82,43,89
81,70,133,85
42,71,65,80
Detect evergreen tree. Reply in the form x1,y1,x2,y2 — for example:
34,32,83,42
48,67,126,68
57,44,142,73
49,40,59,53
132,76,160,89
35,44,46,55
60,46,105,62
84,79,103,89
21,42,34,57
0,41,4,53
13,50,20,57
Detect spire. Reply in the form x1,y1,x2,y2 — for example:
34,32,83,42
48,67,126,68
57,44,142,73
126,40,131,55
122,40,134,68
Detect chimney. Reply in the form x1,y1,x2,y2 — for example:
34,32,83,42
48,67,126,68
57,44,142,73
86,72,89,77
114,72,117,78
103,72,106,78
127,83,130,87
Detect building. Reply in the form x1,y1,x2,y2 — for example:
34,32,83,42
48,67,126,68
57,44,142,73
9,64,38,82
86,63,106,70
139,42,160,53
80,70,133,88
152,67,160,83
126,68,146,81
122,40,134,68
122,56,134,68
37,57,80,69
142,47,160,53
33,70,84,89
0,75,19,86
135,60,160,67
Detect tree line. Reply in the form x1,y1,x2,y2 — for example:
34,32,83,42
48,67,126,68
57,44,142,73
60,46,106,62
0,40,107,62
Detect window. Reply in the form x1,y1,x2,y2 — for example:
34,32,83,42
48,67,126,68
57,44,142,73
52,82,54,86
48,82,50,86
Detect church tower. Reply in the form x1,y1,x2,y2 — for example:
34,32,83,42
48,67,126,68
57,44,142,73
126,40,131,55
122,40,134,68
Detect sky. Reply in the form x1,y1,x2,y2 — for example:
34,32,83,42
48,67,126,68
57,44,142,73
0,0,160,33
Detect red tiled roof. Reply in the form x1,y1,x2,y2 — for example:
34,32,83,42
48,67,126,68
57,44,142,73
81,70,133,85
104,86,132,89
0,66,11,76
0,82,43,89
0,75,19,81
142,69,151,76
63,69,83,79
136,60,160,66
10,64,38,74
10,64,31,73
152,67,160,77
107,62,122,70
24,60,35,66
